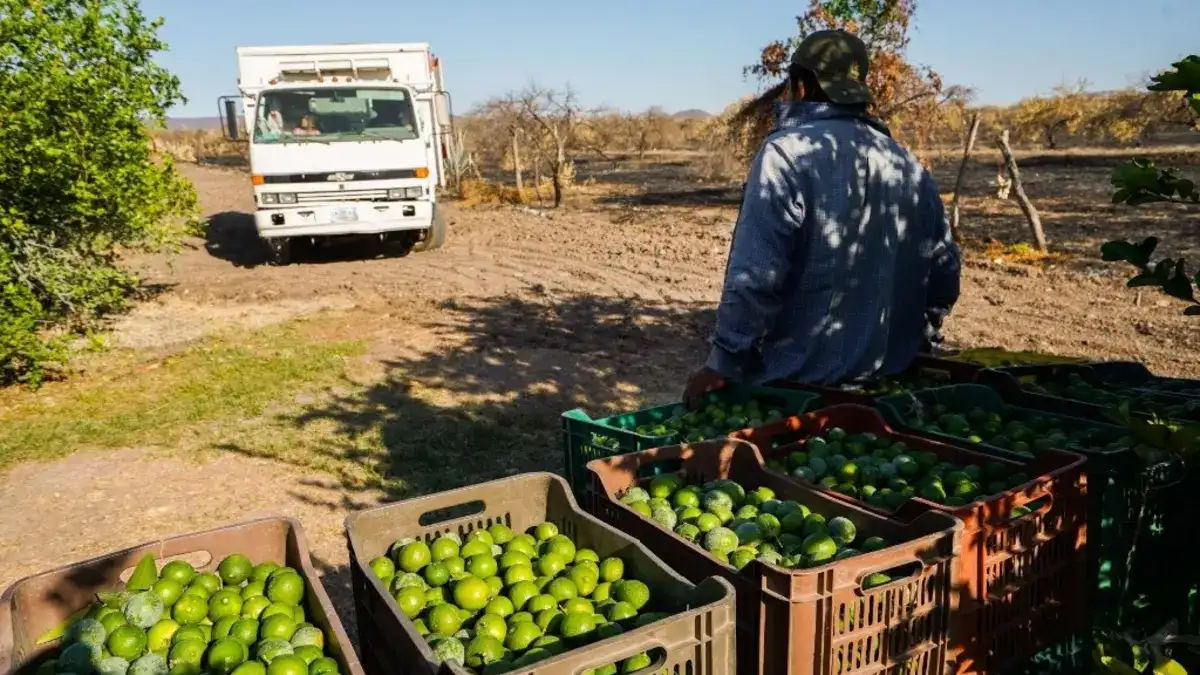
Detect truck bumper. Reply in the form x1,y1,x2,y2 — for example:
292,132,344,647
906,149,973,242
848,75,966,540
255,201,434,239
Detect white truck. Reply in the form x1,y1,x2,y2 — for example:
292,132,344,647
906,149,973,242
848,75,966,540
221,43,454,264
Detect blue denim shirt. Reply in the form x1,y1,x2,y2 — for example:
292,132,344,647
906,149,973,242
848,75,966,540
706,101,961,386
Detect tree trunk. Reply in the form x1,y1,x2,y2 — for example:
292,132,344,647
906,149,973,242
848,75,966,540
551,132,566,208
533,154,544,205
510,131,524,201
997,129,1048,253
948,113,981,243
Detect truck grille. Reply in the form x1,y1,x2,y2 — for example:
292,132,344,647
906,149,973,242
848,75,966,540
296,189,392,203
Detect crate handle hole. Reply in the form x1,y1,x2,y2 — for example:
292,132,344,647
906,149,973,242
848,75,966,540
1007,495,1052,522
856,561,922,595
576,646,668,675
417,500,486,527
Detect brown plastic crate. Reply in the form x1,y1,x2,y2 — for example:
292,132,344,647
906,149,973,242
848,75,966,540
344,471,736,675
0,516,363,675
586,438,963,675
737,405,1090,674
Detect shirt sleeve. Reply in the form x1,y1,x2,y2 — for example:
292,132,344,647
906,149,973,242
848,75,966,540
922,175,961,323
706,139,806,381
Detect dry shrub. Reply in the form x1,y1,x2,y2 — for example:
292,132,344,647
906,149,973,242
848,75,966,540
456,179,541,206
149,129,247,165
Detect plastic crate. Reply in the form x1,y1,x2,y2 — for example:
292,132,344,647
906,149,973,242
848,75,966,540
876,386,1199,640
735,404,1089,673
0,517,363,675
974,364,1200,423
585,438,962,675
1079,361,1200,399
344,472,736,675
940,348,1087,368
770,356,985,407
561,385,819,494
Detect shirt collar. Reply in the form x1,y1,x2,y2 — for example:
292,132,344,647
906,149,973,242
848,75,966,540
773,101,892,136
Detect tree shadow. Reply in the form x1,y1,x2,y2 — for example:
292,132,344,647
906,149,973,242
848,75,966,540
218,293,718,505
202,211,426,268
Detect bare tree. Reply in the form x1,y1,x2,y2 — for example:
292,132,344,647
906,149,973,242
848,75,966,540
515,83,584,208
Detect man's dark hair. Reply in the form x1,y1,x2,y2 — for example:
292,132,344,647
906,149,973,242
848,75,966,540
787,64,828,102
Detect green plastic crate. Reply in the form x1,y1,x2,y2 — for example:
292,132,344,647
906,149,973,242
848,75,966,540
560,385,818,494
876,384,1198,637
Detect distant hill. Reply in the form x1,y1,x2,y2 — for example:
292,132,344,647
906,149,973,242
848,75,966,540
672,109,711,120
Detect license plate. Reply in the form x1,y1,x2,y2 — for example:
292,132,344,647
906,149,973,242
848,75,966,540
331,207,358,223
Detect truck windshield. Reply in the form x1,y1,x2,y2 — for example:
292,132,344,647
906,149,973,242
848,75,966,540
253,87,419,144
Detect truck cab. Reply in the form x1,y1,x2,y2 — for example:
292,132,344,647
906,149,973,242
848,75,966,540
223,43,454,264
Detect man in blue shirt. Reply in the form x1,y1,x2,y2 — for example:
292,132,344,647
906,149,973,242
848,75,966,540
684,30,961,407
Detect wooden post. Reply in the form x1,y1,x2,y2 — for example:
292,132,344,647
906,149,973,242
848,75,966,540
949,113,980,243
996,129,1048,253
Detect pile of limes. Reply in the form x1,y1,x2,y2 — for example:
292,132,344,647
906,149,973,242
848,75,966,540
762,426,1029,510
844,373,941,397
899,401,1137,458
368,522,668,674
39,554,340,675
589,393,788,451
619,474,893,586
1024,372,1200,420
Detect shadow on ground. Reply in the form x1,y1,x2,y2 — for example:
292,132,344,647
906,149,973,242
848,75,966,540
203,211,426,268
221,292,717,505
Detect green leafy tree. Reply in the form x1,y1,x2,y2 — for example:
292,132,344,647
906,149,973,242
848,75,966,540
1101,56,1200,314
0,0,197,384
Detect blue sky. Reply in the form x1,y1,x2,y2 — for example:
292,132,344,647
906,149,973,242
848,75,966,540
146,0,1198,118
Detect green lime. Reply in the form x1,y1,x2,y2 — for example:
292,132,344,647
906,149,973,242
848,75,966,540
168,639,206,674
422,562,450,587
503,564,536,587
192,573,222,595
598,558,624,583
532,523,558,542
535,554,567,578
147,619,180,653
542,535,576,561
254,639,293,665
591,582,612,603
151,580,184,608
474,614,507,642
308,658,337,675
171,625,206,645
546,578,578,602
260,614,298,641
108,625,148,661
291,647,322,666
430,536,460,562
466,555,498,579
442,556,466,577
558,612,597,639
396,542,432,574
507,581,539,611
241,596,271,619
484,596,514,618
229,619,259,645
232,662,267,675
367,557,394,581
525,594,557,614
260,602,294,621
467,530,495,546
265,654,308,675
605,601,638,622
567,566,599,597
100,611,129,635
207,638,248,675
459,540,492,559
487,524,515,544
451,577,490,611
213,616,238,640
612,580,650,610
266,574,305,606
465,635,506,668
505,621,542,651
209,590,243,622
621,652,652,673
252,563,281,583
426,603,463,637
160,562,197,587
218,555,255,586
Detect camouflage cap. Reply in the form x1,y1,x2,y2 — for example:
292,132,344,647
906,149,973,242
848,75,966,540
790,29,872,105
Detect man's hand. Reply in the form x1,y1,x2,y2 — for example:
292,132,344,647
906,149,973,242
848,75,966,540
683,366,727,410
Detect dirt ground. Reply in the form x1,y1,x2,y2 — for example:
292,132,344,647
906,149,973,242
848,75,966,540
3,150,1200,642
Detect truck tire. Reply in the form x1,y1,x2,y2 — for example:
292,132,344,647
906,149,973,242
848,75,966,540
266,237,293,266
412,207,447,252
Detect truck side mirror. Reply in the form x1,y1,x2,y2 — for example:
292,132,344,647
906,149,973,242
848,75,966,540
218,96,240,141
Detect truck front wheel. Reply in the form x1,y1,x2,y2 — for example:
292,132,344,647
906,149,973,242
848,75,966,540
266,237,293,266
412,208,447,252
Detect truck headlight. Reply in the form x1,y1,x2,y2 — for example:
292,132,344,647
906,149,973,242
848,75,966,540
261,193,278,205
279,193,297,204
388,187,424,200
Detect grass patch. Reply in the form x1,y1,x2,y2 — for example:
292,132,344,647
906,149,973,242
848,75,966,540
0,321,366,469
